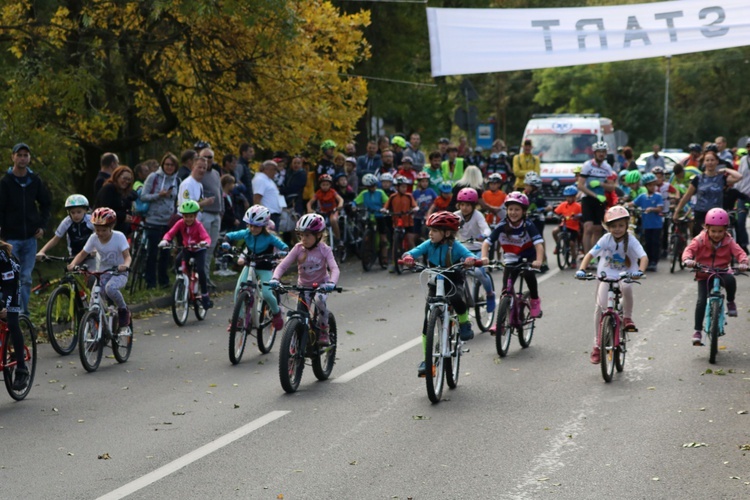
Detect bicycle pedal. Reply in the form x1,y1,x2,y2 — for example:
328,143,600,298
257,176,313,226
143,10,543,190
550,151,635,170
624,326,637,333
461,348,470,353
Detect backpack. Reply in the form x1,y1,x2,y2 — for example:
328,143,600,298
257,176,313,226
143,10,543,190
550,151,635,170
133,186,150,216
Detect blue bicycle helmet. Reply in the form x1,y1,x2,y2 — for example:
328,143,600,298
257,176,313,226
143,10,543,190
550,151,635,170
562,185,578,197
641,172,657,185
439,182,453,193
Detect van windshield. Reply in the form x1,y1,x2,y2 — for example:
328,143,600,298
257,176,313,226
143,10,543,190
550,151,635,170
529,134,598,163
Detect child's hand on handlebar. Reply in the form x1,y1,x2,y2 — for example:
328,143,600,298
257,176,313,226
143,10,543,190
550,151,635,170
531,259,542,269
739,262,748,272
463,257,476,267
117,264,129,273
158,240,169,248
683,259,696,268
401,254,415,267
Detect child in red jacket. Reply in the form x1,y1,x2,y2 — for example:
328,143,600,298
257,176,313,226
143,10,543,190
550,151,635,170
682,208,748,346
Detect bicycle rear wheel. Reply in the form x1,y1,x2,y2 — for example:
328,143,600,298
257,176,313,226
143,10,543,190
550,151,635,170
128,242,146,295
518,292,535,348
445,318,460,389
614,324,626,373
392,231,404,275
669,235,679,274
229,292,250,364
473,272,495,332
556,234,569,270
3,315,37,401
360,227,377,272
599,315,616,383
46,284,79,355
709,300,721,364
78,311,104,373
278,318,305,393
312,313,337,380
171,277,189,326
495,296,512,357
112,315,133,363
256,296,278,354
425,307,446,403
193,278,207,321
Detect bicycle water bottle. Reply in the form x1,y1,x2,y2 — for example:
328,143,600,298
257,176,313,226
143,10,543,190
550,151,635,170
436,275,445,296
192,277,199,296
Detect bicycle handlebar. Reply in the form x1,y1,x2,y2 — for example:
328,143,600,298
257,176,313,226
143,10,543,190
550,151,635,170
41,255,74,263
486,260,542,273
689,264,748,276
72,265,130,276
263,282,343,294
575,271,643,284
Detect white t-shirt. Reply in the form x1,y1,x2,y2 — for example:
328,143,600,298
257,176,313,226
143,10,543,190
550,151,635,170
83,231,129,271
589,233,646,279
580,159,614,198
252,172,282,214
179,176,203,205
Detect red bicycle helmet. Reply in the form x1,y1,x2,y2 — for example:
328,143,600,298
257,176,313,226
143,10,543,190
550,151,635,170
318,174,333,184
705,208,730,226
91,207,117,226
416,171,430,180
426,211,460,231
457,188,479,204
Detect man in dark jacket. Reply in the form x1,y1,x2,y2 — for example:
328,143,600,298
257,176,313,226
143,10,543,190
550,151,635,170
176,149,197,183
0,143,52,315
93,152,119,199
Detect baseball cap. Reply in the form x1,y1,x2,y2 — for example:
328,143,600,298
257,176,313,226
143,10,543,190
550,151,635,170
12,143,30,154
438,138,450,144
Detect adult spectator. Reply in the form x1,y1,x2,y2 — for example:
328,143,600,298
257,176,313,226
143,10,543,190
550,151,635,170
377,150,397,180
491,139,506,156
178,157,214,211
198,148,223,286
735,139,750,253
621,147,637,171
715,136,733,163
675,149,743,237
577,142,615,255
403,133,426,172
273,153,288,189
132,162,151,193
449,165,485,212
94,152,119,198
356,141,381,179
0,143,52,315
253,160,283,228
281,155,308,215
193,140,210,155
457,136,469,158
221,154,238,178
705,142,733,169
140,152,179,289
512,139,540,189
344,143,357,157
176,149,196,183
425,151,444,192
377,136,390,155
235,143,255,196
643,144,665,173
438,137,450,160
441,144,465,183
317,140,337,178
681,143,703,168
390,136,406,167
95,165,136,236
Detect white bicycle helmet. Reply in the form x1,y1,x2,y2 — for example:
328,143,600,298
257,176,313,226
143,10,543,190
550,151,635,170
593,141,608,152
524,171,542,188
243,205,271,226
295,213,326,233
362,173,378,187
379,173,394,183
65,194,89,209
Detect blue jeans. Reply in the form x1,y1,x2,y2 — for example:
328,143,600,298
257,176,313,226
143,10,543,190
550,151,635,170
8,237,36,315
145,225,170,288
736,206,748,249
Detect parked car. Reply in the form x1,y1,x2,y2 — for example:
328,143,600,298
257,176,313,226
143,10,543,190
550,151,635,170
635,150,688,174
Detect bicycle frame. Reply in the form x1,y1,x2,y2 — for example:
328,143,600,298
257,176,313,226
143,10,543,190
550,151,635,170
0,321,30,371
502,263,531,329
703,272,726,336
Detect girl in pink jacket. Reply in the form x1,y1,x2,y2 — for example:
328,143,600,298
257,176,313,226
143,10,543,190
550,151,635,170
682,208,748,346
270,214,340,345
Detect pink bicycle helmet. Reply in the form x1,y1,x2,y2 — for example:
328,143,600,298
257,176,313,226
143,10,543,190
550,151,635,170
604,205,630,225
705,207,730,226
416,171,430,180
296,213,326,233
243,205,271,226
457,187,479,204
505,191,529,208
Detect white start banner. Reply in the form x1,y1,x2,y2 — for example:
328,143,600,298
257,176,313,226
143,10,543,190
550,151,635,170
427,0,750,76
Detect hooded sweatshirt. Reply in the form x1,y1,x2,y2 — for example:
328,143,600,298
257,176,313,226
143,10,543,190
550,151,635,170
140,167,179,226
682,230,748,280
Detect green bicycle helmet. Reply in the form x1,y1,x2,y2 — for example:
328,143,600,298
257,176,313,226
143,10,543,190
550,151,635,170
320,139,337,151
179,199,201,214
624,170,642,184
391,136,407,148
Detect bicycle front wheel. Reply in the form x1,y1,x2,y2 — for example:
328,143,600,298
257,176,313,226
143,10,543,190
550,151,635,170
518,292,535,348
171,277,189,326
495,296,512,357
445,316,461,389
278,318,305,393
392,231,404,275
46,284,79,355
473,272,495,332
112,315,133,364
312,313,337,380
194,288,207,321
360,227,376,272
599,315,616,383
78,310,104,373
256,296,278,354
229,292,250,364
556,234,569,270
3,315,37,401
425,306,446,403
669,235,679,274
709,300,721,364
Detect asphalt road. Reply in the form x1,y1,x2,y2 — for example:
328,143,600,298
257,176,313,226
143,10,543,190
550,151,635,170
2,257,750,499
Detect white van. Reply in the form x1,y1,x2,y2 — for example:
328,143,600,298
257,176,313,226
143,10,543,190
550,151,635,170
522,114,616,200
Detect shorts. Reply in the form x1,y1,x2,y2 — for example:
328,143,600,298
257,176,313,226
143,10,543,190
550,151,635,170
581,196,605,225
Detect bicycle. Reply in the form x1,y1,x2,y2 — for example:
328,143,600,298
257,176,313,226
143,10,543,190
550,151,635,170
385,210,416,275
356,208,388,272
0,312,36,400
691,264,747,364
74,266,133,372
273,283,342,394
168,244,209,326
459,238,496,332
41,256,90,355
668,215,691,273
400,260,477,404
553,217,578,270
492,260,541,357
225,251,282,364
317,209,346,264
576,271,640,382
127,222,150,295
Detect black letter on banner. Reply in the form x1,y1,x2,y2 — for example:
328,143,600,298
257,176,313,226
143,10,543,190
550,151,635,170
624,15,651,47
700,6,729,38
654,11,684,42
531,20,560,52
576,19,607,50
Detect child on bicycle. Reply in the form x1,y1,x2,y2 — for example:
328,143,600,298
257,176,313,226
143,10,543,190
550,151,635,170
400,211,477,377
0,239,30,390
427,182,453,217
412,172,437,238
307,174,344,244
483,173,507,225
158,200,213,310
379,172,395,196
551,185,582,260
222,205,288,331
269,214,340,346
37,194,95,266
682,208,748,346
481,192,544,320
576,205,647,364
630,172,663,272
455,188,495,312
67,207,133,329
384,175,418,272
353,173,390,263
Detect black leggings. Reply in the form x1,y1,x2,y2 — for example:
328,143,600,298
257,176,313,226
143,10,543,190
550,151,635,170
694,275,736,331
2,284,26,369
502,267,539,299
421,274,467,335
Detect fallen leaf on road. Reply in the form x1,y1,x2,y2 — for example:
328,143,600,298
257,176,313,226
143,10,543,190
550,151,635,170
346,330,355,335
412,415,430,420
209,383,217,387
647,387,656,390
349,460,358,465
233,404,240,409
737,410,748,415
49,379,58,383
652,477,659,481
739,444,750,451
67,452,74,456
537,477,549,481
77,420,84,423
683,442,708,448
172,412,185,416
98,453,111,460
719,346,727,350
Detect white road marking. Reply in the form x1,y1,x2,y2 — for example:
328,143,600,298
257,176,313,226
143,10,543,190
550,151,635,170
96,411,290,500
333,336,423,383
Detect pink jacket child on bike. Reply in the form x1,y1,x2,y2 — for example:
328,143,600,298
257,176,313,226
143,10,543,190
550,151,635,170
682,208,748,346
158,200,213,310
269,214,340,346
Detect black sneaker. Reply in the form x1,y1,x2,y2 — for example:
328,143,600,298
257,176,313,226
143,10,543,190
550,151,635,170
417,361,426,378
12,367,29,391
118,308,131,330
